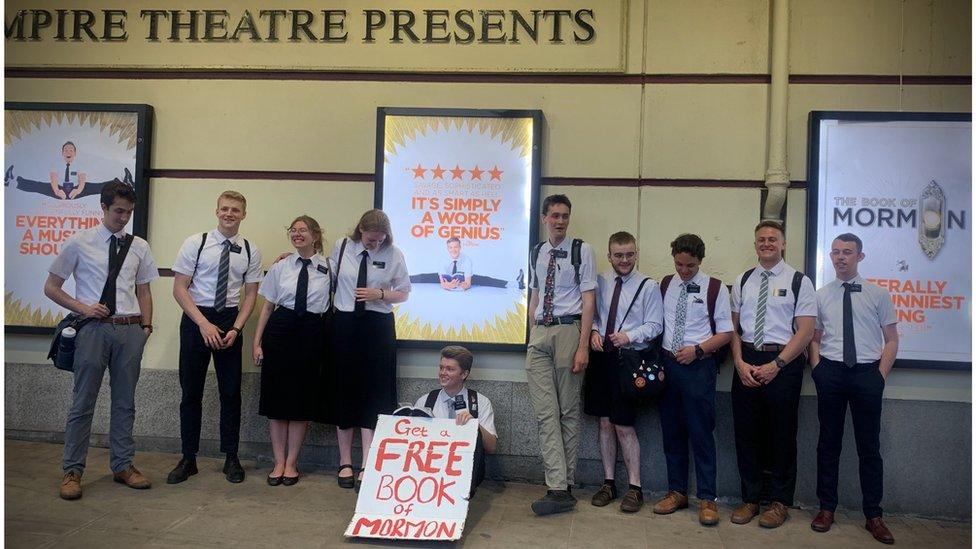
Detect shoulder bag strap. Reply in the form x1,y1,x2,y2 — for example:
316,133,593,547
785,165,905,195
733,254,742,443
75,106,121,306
618,277,651,328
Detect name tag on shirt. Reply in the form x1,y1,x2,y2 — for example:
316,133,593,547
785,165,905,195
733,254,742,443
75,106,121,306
453,395,466,410
372,261,386,268
775,288,788,297
70,171,77,176
849,284,862,292
229,244,242,254
686,283,701,294
552,249,568,259
316,264,329,274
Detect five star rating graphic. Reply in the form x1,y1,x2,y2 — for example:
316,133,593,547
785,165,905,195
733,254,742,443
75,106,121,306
410,164,503,181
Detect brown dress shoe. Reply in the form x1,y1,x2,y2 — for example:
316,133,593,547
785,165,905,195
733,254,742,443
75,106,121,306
865,517,895,544
699,500,719,526
758,502,789,528
60,472,82,500
811,510,835,532
619,488,644,513
591,484,617,507
730,503,759,524
113,466,152,489
652,491,689,514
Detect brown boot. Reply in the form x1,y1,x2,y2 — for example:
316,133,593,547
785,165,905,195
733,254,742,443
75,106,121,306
652,491,689,514
113,465,152,489
699,500,719,526
59,471,82,500
758,502,789,528
730,502,759,524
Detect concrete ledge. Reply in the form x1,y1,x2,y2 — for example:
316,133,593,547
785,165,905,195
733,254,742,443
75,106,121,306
5,362,971,519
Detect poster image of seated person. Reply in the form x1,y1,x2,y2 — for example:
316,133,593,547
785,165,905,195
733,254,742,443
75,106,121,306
5,141,133,200
400,345,497,498
409,237,508,290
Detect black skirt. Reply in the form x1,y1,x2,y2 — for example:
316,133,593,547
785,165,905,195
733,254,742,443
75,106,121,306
321,310,397,429
258,306,329,421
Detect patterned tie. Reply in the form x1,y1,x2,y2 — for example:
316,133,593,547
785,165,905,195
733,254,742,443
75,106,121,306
213,240,231,312
295,258,312,316
354,250,369,316
604,276,623,351
842,282,858,367
753,270,771,347
541,249,558,324
671,282,688,353
101,235,118,315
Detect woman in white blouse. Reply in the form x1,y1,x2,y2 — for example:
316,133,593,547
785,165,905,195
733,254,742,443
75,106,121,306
253,215,332,486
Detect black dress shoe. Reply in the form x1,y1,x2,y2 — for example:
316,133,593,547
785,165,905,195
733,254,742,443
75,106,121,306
223,457,245,483
337,464,355,489
281,475,300,486
166,458,198,484
267,475,283,486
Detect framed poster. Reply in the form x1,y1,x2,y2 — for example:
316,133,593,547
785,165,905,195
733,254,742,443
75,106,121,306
4,102,153,334
805,111,971,370
375,107,542,350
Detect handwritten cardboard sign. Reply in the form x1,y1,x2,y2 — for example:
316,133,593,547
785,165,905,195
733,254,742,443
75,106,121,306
345,414,478,541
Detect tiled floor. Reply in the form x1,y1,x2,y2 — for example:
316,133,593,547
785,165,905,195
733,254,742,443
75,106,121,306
4,439,970,548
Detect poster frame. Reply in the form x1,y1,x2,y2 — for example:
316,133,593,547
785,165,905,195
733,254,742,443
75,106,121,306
4,101,154,335
804,110,971,371
374,106,543,351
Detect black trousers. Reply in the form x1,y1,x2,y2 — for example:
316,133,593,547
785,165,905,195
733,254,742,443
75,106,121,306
408,272,508,288
179,307,242,457
470,430,486,498
812,357,885,519
731,346,803,505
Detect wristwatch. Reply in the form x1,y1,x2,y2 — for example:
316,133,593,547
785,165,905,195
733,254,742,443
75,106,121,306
694,344,704,360
774,356,787,369
230,326,242,335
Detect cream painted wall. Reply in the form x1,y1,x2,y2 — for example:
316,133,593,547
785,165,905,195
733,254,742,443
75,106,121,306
4,0,970,401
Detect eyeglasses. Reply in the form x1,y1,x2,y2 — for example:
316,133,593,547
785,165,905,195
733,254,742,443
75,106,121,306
288,228,310,235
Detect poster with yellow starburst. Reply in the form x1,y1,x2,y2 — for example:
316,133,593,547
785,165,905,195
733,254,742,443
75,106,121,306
5,103,153,332
376,108,541,349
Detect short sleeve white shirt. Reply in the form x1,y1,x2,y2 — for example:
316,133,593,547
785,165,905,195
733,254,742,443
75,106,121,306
330,238,411,314
731,260,818,345
530,236,597,320
413,387,497,437
172,230,264,308
662,270,733,350
816,275,897,363
258,252,333,314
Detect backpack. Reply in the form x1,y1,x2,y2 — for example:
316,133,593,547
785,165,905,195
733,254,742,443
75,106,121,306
530,238,583,288
425,388,480,419
657,273,730,365
736,268,806,335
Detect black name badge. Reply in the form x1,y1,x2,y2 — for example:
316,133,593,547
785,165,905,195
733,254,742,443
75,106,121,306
775,288,788,297
229,244,242,254
686,283,701,294
453,395,466,410
316,264,329,274
849,283,862,292
372,261,386,268
552,249,568,259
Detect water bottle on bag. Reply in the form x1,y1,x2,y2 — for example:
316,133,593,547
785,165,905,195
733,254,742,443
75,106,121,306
57,326,77,371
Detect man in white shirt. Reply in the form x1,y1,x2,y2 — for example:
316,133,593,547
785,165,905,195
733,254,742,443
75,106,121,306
809,233,898,545
167,191,263,485
729,220,817,528
585,231,663,513
652,233,732,526
44,181,158,500
414,346,497,497
525,194,597,516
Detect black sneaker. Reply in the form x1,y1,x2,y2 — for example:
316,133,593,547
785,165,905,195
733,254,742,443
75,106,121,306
531,490,577,516
166,458,198,484
223,456,245,483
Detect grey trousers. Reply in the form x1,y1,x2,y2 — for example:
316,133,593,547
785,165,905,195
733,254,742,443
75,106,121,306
63,323,146,475
525,322,584,491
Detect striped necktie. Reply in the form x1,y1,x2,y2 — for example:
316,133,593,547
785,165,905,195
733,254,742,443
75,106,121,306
753,271,771,347
213,240,231,312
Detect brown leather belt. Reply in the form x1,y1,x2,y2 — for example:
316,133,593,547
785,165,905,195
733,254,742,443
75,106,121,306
99,315,143,325
744,342,785,352
661,348,712,361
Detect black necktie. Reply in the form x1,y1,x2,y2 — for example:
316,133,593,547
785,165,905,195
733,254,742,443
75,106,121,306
214,240,231,312
842,282,857,367
63,163,70,184
452,260,457,275
354,250,369,316
101,235,118,315
295,258,312,315
604,276,623,351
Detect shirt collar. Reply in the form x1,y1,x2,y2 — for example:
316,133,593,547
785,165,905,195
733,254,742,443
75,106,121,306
836,274,864,286
441,387,468,404
757,259,786,276
96,224,125,242
610,269,639,283
677,270,707,286
547,237,573,252
211,229,239,245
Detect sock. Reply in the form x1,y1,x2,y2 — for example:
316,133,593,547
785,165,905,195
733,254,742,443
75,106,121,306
629,484,643,495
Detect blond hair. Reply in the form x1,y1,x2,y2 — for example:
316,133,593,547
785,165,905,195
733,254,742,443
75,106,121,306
351,209,393,247
217,190,247,210
289,215,324,254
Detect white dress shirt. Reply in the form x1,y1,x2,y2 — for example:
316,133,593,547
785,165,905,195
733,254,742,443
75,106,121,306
413,387,497,437
258,252,333,314
330,237,411,314
48,224,158,317
662,270,733,350
530,236,597,320
172,229,264,308
731,260,817,345
816,275,897,364
443,253,473,280
593,269,664,350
